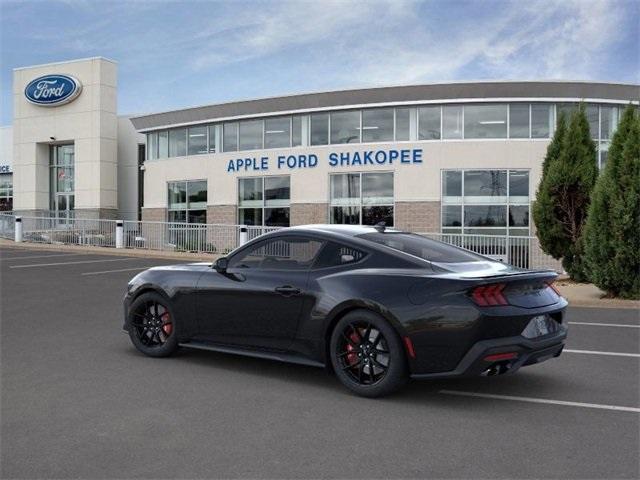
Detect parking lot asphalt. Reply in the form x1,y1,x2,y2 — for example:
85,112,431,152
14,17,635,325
1,246,638,479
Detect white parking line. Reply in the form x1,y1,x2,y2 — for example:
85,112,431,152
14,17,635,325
82,266,164,276
10,258,135,269
564,349,640,358
438,390,640,413
1,253,86,261
569,322,640,328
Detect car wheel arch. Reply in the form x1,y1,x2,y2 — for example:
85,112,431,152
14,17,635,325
131,286,170,304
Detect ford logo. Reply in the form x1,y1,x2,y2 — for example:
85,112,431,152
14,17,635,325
24,74,82,106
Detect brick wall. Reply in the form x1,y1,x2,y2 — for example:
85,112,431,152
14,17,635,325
394,201,441,233
141,208,166,222
290,203,328,226
207,205,236,225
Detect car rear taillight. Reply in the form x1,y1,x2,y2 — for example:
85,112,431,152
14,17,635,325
470,283,508,306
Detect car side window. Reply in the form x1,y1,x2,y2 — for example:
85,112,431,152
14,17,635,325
228,237,324,270
313,242,367,269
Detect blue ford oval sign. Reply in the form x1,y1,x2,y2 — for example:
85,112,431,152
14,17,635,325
24,74,82,106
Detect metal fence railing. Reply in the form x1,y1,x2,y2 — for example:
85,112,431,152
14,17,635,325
20,216,118,247
122,221,245,254
418,232,563,272
1,213,562,272
3,214,282,255
0,213,15,239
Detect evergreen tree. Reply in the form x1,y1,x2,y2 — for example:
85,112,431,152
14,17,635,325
532,105,598,281
532,112,567,259
584,106,639,298
541,111,567,177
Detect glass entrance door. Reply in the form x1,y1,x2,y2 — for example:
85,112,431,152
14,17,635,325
50,144,75,221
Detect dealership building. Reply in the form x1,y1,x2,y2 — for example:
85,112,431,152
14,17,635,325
3,57,638,238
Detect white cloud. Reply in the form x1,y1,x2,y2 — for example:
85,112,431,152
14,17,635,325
181,0,634,85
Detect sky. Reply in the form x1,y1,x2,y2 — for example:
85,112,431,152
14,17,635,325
1,0,638,125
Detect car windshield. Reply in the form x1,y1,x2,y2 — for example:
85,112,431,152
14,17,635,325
357,232,484,263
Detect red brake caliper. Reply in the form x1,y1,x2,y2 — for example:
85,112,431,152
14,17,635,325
346,330,361,366
161,312,172,335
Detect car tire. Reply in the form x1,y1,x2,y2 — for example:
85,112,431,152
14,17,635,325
127,292,179,358
330,309,408,398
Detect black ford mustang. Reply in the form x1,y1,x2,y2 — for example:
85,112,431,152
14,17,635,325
123,224,568,397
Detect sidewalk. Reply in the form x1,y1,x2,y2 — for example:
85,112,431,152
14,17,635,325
555,278,640,310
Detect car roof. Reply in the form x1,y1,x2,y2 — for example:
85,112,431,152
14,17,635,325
283,224,402,238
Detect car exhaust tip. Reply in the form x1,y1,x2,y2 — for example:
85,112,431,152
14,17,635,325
482,362,512,376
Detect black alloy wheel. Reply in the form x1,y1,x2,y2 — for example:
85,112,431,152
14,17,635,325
337,321,390,385
128,292,179,357
330,309,408,397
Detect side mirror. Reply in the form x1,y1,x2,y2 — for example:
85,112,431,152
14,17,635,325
213,257,228,273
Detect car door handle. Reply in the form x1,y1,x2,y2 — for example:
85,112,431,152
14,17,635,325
275,285,301,296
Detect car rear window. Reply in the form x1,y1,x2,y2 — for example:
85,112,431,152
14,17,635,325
357,232,483,263
313,242,367,269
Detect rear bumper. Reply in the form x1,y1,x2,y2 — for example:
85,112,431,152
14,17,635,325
410,328,567,379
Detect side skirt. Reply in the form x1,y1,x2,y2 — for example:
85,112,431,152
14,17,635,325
179,340,325,369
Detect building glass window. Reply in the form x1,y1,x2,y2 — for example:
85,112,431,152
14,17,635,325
442,169,528,236
531,104,552,138
264,117,291,149
208,125,217,153
463,170,507,201
600,106,619,140
464,104,507,139
556,103,578,120
330,172,393,226
238,176,290,227
362,108,394,143
599,142,610,169
330,110,360,144
187,126,208,155
310,113,329,145
239,120,263,151
395,108,410,141
442,205,462,228
169,128,187,157
509,104,529,138
442,170,462,202
0,173,13,211
223,122,239,152
158,131,169,158
418,106,441,140
292,116,303,146
147,133,158,161
442,105,463,139
168,180,207,223
50,144,75,219
586,105,599,140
